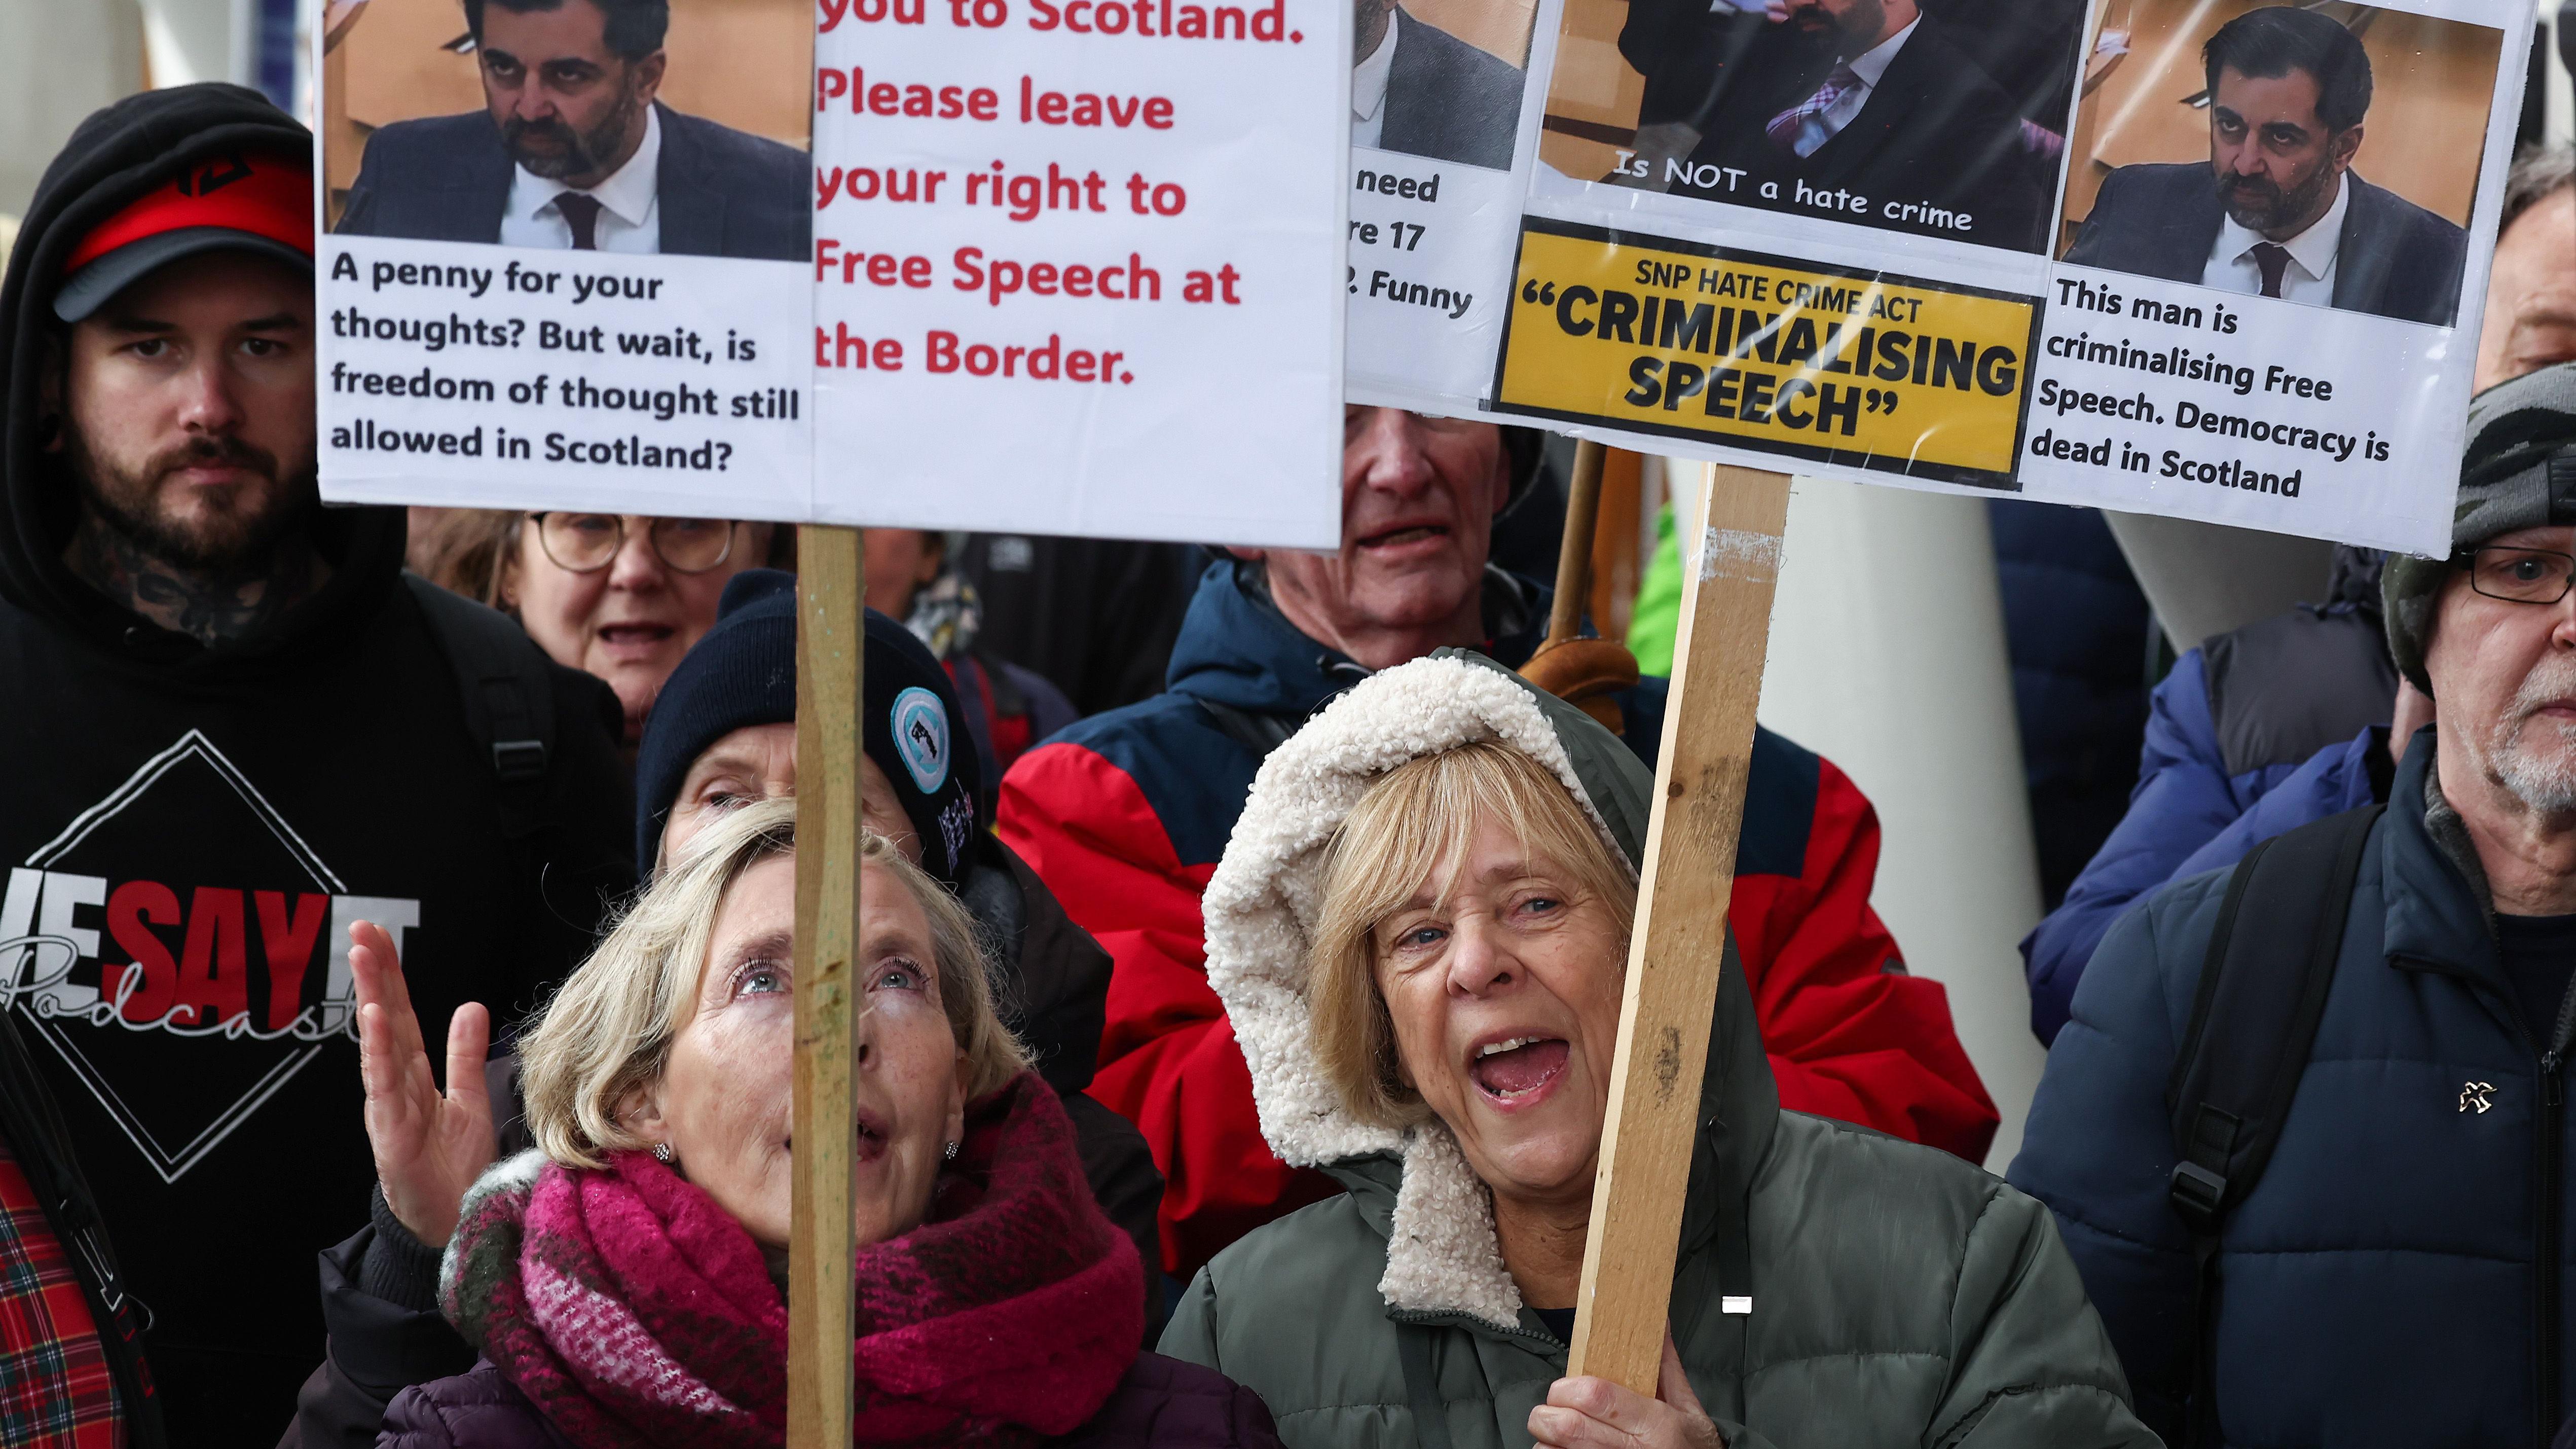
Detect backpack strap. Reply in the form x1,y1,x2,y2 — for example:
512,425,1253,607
403,575,556,832
1195,698,1298,763
2164,800,2382,1443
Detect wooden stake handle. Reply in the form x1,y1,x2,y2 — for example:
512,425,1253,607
1548,439,1608,647
790,525,865,1447
1565,465,1790,1393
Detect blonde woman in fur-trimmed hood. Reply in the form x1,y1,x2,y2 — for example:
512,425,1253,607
1157,651,2157,1449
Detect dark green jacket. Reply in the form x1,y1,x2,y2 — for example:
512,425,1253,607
1162,962,2154,1447
1169,649,2159,1448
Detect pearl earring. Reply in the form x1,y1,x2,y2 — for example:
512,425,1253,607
652,1142,675,1164
942,1140,960,1161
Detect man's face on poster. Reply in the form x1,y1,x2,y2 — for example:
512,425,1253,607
478,0,667,185
1776,0,1894,55
2209,65,2362,236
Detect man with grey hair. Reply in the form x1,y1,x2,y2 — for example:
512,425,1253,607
2478,144,2576,391
2012,360,2576,1444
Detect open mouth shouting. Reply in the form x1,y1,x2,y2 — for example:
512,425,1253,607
1469,1032,1570,1109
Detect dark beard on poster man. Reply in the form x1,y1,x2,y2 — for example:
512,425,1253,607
2217,162,2336,236
504,86,646,183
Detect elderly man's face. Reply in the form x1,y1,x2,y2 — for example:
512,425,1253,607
1250,408,1507,669
2209,65,2360,237
2476,189,2576,393
2427,524,2576,814
1370,811,1627,1210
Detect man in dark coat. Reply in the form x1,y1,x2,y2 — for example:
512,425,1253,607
0,84,631,1443
1673,0,2046,250
2064,6,2467,327
1353,0,1524,171
335,0,806,261
2011,362,2576,1445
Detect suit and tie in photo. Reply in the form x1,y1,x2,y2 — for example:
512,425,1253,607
2066,163,2467,326
339,101,807,260
1352,2,1529,171
334,0,807,261
1662,0,2053,253
2060,5,2469,327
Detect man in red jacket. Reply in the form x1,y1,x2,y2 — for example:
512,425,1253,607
1000,409,1998,1279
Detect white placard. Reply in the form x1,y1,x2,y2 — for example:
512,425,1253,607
321,240,816,520
1490,0,2529,554
807,0,1346,546
313,0,820,519
1341,0,1564,416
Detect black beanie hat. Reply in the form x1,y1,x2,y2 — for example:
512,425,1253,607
2383,361,2576,695
632,569,981,884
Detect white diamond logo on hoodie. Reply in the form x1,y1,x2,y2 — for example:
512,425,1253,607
0,730,419,1183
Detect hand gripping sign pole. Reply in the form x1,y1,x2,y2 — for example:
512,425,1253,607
1564,464,1791,1393
790,526,865,1447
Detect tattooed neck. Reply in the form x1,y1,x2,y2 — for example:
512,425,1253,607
64,510,330,646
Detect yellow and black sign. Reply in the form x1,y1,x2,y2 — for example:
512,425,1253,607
1492,220,2042,488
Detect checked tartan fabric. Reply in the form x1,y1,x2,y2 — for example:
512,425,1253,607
0,1141,120,1448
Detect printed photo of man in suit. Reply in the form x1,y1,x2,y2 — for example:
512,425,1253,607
1352,0,1527,171
1661,0,2048,251
336,0,807,262
2064,6,2469,327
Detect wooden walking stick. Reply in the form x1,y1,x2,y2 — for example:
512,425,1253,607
789,525,866,1448
1521,439,1641,733
1565,464,1792,1393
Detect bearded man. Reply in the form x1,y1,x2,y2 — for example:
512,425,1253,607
0,85,631,1442
2065,4,2468,326
336,0,806,260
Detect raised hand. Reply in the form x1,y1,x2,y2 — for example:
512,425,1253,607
1530,1332,1724,1449
351,920,495,1247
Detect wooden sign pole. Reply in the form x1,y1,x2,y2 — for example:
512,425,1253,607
1565,464,1792,1393
789,525,866,1448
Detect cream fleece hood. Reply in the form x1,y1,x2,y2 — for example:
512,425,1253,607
1200,650,1654,1330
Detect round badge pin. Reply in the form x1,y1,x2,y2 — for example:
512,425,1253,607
890,686,950,794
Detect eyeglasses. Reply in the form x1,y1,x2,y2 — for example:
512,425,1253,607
529,514,739,575
2463,545,2576,606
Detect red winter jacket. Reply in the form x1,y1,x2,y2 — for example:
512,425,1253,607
998,565,1998,1278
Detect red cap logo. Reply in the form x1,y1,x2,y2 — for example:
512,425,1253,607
63,151,313,277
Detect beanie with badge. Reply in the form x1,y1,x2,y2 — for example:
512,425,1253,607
632,569,981,885
2384,361,2576,696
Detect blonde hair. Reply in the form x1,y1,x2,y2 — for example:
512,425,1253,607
517,798,1027,1168
1307,741,1637,1130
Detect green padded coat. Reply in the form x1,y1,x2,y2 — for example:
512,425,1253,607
1158,651,2160,1449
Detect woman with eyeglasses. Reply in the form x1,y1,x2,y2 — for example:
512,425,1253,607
414,510,785,747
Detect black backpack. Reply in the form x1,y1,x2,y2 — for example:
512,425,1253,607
402,573,560,832
2164,801,2385,1445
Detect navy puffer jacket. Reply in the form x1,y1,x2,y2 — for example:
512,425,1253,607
379,1353,1282,1448
2011,729,2576,1446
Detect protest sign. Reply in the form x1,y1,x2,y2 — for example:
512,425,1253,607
1495,0,2528,555
315,0,818,521
804,0,1347,546
1340,0,1559,413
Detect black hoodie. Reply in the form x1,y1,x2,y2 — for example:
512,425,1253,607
0,85,634,1445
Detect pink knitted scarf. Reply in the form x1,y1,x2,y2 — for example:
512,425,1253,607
442,1072,1144,1447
